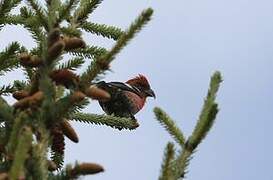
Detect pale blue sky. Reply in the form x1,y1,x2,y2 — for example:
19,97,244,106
1,0,273,179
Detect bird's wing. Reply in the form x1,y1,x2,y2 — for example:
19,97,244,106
107,82,141,95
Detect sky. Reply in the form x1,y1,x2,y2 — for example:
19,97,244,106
1,0,273,179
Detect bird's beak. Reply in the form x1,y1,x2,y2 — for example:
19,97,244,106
145,89,156,99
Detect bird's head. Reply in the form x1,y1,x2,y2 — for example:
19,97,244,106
126,74,156,99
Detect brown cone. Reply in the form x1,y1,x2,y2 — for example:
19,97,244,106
19,53,42,67
30,55,42,67
13,91,44,109
48,28,61,47
70,91,86,103
60,120,79,143
70,163,104,177
48,160,58,171
51,126,65,155
13,97,29,109
28,91,44,106
85,85,110,102
12,90,29,100
63,37,86,51
48,40,65,62
50,69,79,88
18,53,30,63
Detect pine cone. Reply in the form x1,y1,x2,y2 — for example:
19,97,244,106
69,163,104,177
60,120,79,143
50,69,79,88
63,37,86,51
85,85,110,102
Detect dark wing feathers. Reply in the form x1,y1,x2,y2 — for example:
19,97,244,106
96,81,141,95
94,81,138,119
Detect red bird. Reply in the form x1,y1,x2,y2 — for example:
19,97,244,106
95,74,155,120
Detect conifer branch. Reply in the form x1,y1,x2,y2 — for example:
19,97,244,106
81,8,153,85
47,0,61,29
50,129,65,169
69,98,90,115
74,0,103,23
0,97,13,122
81,22,124,40
20,6,35,19
31,129,49,179
0,0,21,17
0,42,23,75
187,71,222,149
172,148,192,179
61,26,82,37
50,125,65,169
98,8,153,64
3,81,27,99
13,80,28,90
53,92,88,121
0,80,26,96
57,57,85,70
6,113,26,154
58,0,79,23
155,71,222,179
20,7,45,43
0,15,24,26
9,127,32,179
48,170,69,179
0,0,157,178
69,45,107,59
159,142,176,180
71,112,139,130
22,67,35,82
50,151,64,170
0,84,15,95
39,76,56,123
154,107,186,147
26,0,48,30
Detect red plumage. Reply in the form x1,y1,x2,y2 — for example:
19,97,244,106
126,74,150,88
95,74,155,120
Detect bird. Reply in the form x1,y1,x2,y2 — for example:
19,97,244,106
95,74,155,120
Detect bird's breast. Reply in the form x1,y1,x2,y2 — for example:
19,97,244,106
124,91,146,115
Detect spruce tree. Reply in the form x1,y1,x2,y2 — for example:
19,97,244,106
155,71,222,180
0,0,152,179
0,0,222,179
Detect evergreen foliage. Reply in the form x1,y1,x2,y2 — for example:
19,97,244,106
72,112,139,130
0,0,153,179
0,0,222,179
154,71,222,179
